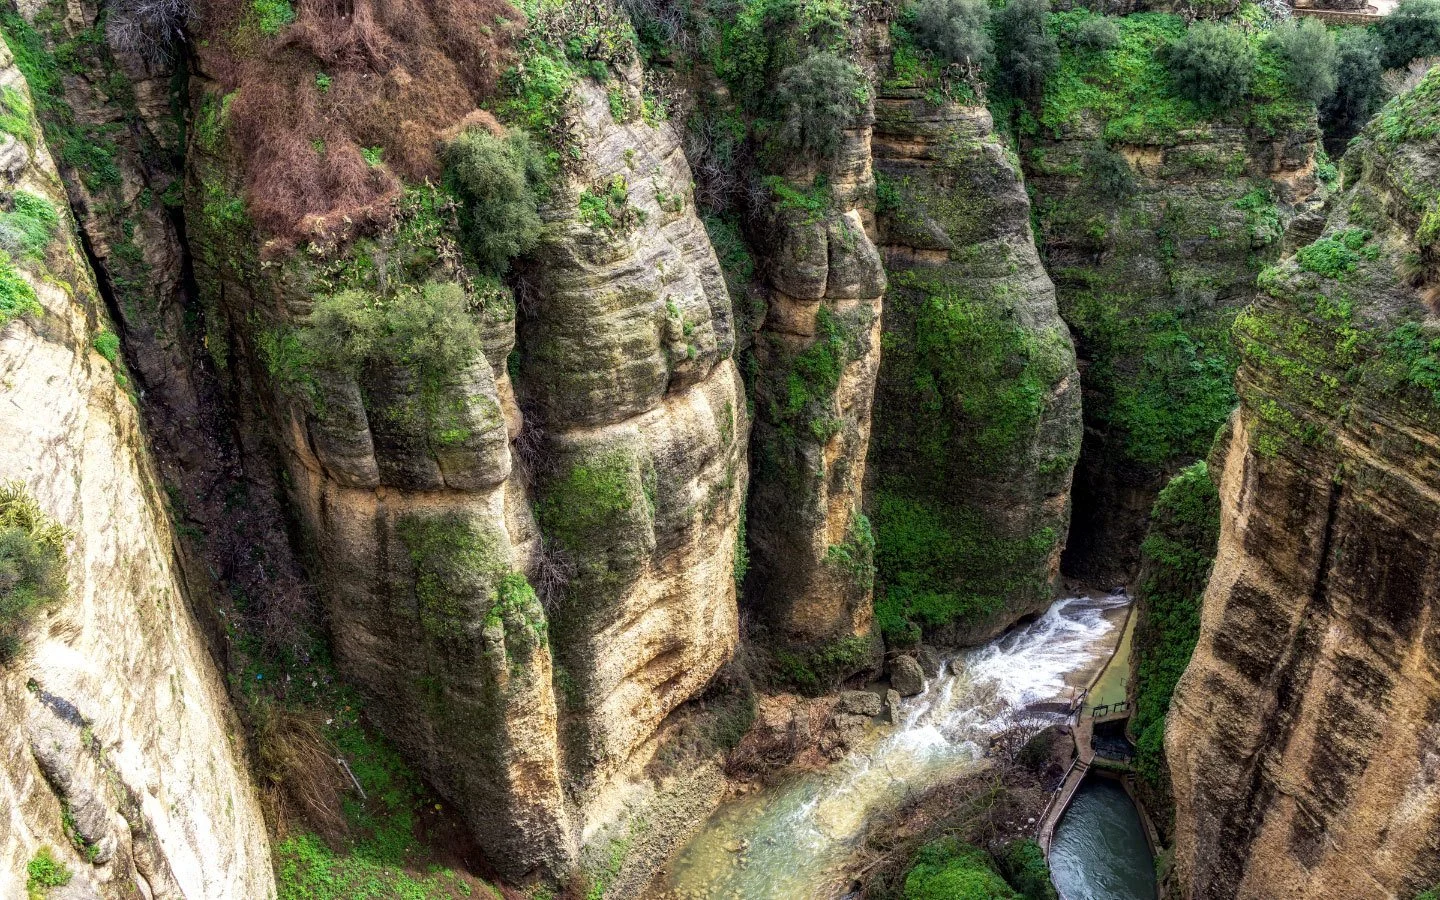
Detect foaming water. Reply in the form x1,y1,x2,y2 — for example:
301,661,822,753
662,593,1131,900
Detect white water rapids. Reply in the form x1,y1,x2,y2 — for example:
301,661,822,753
661,592,1132,899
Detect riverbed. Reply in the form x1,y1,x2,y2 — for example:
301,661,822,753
660,592,1132,899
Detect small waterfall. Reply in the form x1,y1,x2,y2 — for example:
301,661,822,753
663,592,1131,899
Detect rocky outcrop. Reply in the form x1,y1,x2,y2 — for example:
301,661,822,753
869,83,1081,647
1168,69,1440,899
183,50,746,876
519,73,748,812
1024,12,1320,583
746,98,885,651
0,44,273,898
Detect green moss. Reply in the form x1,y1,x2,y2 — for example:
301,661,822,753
397,514,506,646
0,191,59,261
873,487,1057,643
1130,462,1219,820
26,847,71,899
825,511,875,590
577,175,645,232
902,839,1020,900
539,450,639,556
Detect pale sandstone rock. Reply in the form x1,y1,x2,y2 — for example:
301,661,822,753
0,44,272,896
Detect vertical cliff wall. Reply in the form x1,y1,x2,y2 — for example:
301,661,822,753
0,42,273,898
1024,10,1319,582
1168,68,1440,900
868,70,1082,647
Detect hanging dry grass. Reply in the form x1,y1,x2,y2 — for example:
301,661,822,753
198,0,522,244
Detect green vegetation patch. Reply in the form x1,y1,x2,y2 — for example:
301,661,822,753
0,249,40,330
1130,461,1219,822
26,847,71,899
902,838,1021,900
0,191,59,260
0,84,34,145
1294,226,1378,279
995,839,1057,900
252,0,295,35
539,449,641,556
1029,12,1308,145
774,633,873,695
872,487,1056,644
0,482,69,663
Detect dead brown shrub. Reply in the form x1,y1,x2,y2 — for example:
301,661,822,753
198,0,522,243
252,699,348,839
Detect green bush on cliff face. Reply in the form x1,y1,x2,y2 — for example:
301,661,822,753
773,52,870,160
993,0,1058,102
0,483,69,664
1266,18,1338,107
1131,461,1219,812
26,847,71,897
0,191,59,260
0,251,40,331
1067,15,1119,53
1320,28,1388,152
1379,0,1440,68
1165,21,1256,107
444,127,547,275
902,839,1021,900
1082,142,1135,199
909,0,993,69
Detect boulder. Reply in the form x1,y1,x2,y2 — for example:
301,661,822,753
890,655,925,697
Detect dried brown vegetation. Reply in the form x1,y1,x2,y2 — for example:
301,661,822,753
252,699,348,840
198,0,522,243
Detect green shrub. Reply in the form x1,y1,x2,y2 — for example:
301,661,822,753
1083,141,1135,199
92,329,121,365
1379,0,1440,68
1266,18,1338,106
1164,21,1257,107
0,250,39,331
1320,28,1388,152
1067,15,1120,53
0,85,33,145
993,0,1058,101
996,839,1057,900
444,127,547,274
903,839,1020,900
0,483,69,663
0,191,58,260
773,52,870,160
909,0,993,68
302,282,481,377
26,847,71,897
252,0,294,34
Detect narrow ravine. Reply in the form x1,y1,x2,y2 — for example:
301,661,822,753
661,593,1132,899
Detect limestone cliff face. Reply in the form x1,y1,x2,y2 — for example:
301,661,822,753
519,74,748,810
1168,69,1440,899
746,98,885,651
1024,12,1320,583
184,56,746,877
869,84,1081,647
0,45,273,899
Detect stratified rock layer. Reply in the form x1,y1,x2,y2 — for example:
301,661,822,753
1168,70,1440,899
0,45,273,899
869,87,1081,646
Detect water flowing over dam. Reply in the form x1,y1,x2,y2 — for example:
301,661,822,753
663,593,1132,898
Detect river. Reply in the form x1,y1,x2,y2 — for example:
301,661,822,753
1049,777,1158,900
660,592,1132,899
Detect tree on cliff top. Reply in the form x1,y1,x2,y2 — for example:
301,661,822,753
1267,18,1339,107
910,0,994,70
1320,28,1388,153
773,51,871,160
1164,21,1257,107
993,0,1059,102
1378,0,1440,68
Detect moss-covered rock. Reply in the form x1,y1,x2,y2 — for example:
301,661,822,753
870,83,1081,646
